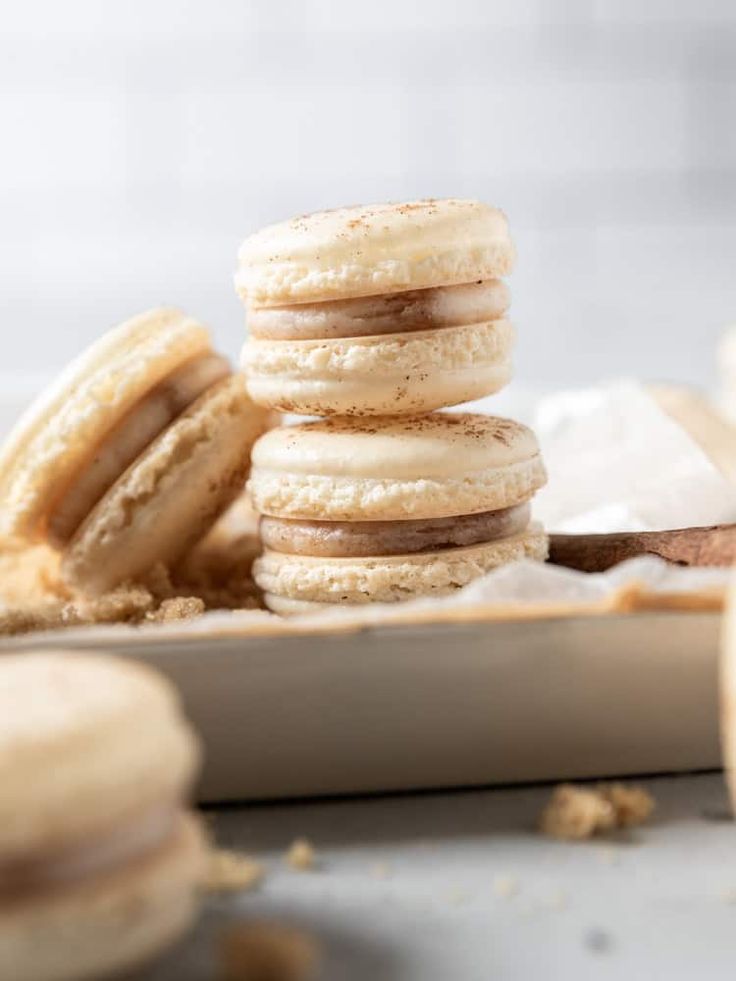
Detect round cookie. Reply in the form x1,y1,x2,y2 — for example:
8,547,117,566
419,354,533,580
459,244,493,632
237,200,516,416
249,413,548,610
0,651,205,981
0,308,269,595
235,199,515,306
257,529,548,607
241,316,514,417
249,414,547,522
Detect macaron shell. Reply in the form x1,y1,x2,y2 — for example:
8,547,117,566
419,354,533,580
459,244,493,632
242,320,514,416
0,813,205,981
0,308,211,542
254,524,549,606
249,414,546,521
236,199,515,306
62,375,268,596
0,652,199,860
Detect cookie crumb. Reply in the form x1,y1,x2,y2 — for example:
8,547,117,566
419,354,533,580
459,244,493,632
285,838,316,872
598,783,655,827
205,849,265,893
493,874,518,899
220,922,320,981
539,782,654,840
539,785,616,840
147,596,206,623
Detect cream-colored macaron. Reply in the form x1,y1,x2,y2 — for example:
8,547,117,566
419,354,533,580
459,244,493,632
0,308,269,595
0,651,206,981
249,413,548,610
237,199,516,416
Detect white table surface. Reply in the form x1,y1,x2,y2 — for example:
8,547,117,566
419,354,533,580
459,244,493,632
140,771,736,981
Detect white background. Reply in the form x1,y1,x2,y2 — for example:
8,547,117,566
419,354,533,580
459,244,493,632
1,0,734,393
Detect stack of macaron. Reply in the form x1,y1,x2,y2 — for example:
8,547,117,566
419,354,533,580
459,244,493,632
236,199,549,613
0,307,269,596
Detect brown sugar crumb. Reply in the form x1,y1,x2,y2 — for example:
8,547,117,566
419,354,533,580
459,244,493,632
285,838,316,872
76,582,157,623
220,922,321,981
0,601,79,636
205,849,265,894
0,495,266,638
539,783,655,840
599,782,655,827
539,785,616,840
146,596,206,624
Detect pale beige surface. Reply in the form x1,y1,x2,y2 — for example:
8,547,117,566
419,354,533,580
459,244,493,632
242,319,514,415
247,279,510,340
255,525,548,606
0,814,205,981
0,651,199,858
0,308,211,541
235,199,515,306
62,375,268,595
249,413,546,520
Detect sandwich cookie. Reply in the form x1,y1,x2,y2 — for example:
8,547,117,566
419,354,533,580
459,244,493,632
0,651,205,981
237,199,516,415
0,308,269,595
248,413,548,612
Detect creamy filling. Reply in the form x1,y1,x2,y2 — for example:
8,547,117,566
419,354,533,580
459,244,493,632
260,503,531,558
47,353,231,545
0,801,180,899
247,280,510,341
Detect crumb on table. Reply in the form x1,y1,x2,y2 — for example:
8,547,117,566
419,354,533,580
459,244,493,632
205,849,265,894
599,782,656,827
539,782,655,841
220,922,321,981
285,838,317,872
493,874,519,899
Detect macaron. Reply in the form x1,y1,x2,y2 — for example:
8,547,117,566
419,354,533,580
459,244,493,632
0,651,205,981
0,308,269,595
237,199,516,416
248,413,548,611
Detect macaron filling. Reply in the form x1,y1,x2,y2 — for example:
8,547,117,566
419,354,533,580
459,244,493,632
47,353,231,544
0,800,182,899
247,280,510,341
260,502,531,558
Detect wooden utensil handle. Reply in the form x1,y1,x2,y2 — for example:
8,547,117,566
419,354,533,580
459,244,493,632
549,524,736,573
